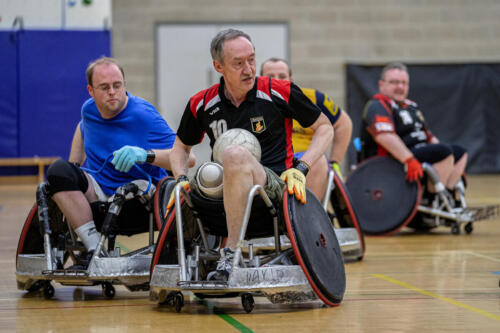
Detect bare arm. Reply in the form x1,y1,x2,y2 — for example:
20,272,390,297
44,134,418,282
300,113,334,167
150,148,195,171
169,137,194,178
330,111,353,163
68,123,86,165
375,132,414,163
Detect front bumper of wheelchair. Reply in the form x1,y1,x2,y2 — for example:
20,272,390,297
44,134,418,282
150,264,317,304
16,253,152,290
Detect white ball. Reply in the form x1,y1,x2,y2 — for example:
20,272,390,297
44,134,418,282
212,128,261,164
196,162,224,199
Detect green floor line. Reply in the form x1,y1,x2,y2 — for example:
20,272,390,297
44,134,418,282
194,296,254,333
115,241,131,254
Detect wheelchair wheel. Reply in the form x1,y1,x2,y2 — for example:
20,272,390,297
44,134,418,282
284,188,346,306
329,171,365,257
346,157,421,235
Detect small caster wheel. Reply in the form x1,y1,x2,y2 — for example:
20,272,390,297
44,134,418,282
174,292,184,313
464,222,473,234
241,293,255,313
43,282,55,299
27,280,43,292
451,224,460,235
102,282,115,299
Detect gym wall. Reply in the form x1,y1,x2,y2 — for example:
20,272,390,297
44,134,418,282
111,0,500,174
0,0,111,176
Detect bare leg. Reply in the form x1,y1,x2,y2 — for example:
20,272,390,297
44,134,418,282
305,155,328,202
221,145,267,249
446,153,467,189
51,173,99,230
427,155,454,192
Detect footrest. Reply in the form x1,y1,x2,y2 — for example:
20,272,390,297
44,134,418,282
466,205,499,221
177,280,229,289
42,269,89,278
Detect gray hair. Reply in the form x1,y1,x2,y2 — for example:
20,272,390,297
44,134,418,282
381,62,408,80
210,29,254,64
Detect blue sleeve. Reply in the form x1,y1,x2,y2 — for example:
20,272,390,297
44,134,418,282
315,90,342,125
147,107,177,149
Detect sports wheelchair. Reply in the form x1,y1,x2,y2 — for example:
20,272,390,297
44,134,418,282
15,176,164,299
149,165,346,313
346,156,498,236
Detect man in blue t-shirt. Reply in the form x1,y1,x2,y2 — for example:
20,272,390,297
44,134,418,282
46,57,194,267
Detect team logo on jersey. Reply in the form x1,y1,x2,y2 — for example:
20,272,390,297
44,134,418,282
250,116,266,134
374,115,394,132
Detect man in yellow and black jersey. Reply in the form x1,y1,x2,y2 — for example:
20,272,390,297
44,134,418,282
261,58,352,201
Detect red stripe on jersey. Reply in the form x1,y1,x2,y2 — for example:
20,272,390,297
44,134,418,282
204,84,219,108
189,89,207,119
189,84,220,118
285,118,294,169
257,76,271,96
270,77,291,103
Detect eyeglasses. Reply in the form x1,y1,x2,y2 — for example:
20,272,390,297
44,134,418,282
94,82,124,92
384,80,408,86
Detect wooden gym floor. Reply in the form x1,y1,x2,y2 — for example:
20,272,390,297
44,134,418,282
1,175,500,332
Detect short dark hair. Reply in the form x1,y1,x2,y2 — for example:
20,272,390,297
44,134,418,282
381,62,408,80
86,56,125,86
210,29,254,64
260,57,292,77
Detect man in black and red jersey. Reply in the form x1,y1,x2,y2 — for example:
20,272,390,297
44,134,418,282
168,29,333,281
360,62,468,195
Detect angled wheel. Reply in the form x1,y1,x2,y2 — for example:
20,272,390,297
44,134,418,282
329,171,365,258
346,157,421,235
284,189,346,306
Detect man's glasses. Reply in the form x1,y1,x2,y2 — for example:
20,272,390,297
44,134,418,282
384,80,408,86
94,82,124,92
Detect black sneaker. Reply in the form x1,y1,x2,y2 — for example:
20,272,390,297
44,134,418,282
208,248,234,282
68,250,94,270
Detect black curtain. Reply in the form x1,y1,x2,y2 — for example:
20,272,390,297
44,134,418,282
346,63,500,174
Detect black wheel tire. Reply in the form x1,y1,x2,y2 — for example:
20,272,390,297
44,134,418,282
43,282,54,299
241,293,255,313
464,222,473,234
102,283,116,299
27,280,43,292
174,293,184,313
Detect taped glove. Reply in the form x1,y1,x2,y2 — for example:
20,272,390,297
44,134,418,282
330,160,343,180
165,175,190,216
112,145,147,172
404,157,423,182
280,160,310,204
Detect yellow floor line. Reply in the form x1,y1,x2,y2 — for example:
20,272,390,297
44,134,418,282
373,274,500,322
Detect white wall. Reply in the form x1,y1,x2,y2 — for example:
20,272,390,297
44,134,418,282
0,0,111,30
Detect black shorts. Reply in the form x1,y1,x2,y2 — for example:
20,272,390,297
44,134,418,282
411,144,452,164
411,143,467,165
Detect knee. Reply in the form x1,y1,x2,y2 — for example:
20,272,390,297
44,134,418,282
221,145,253,172
47,159,88,194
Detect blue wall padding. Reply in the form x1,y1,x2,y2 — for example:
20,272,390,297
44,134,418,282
18,30,110,158
0,30,110,175
0,32,19,158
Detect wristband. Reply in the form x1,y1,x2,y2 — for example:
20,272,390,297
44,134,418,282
294,160,310,176
146,150,155,163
